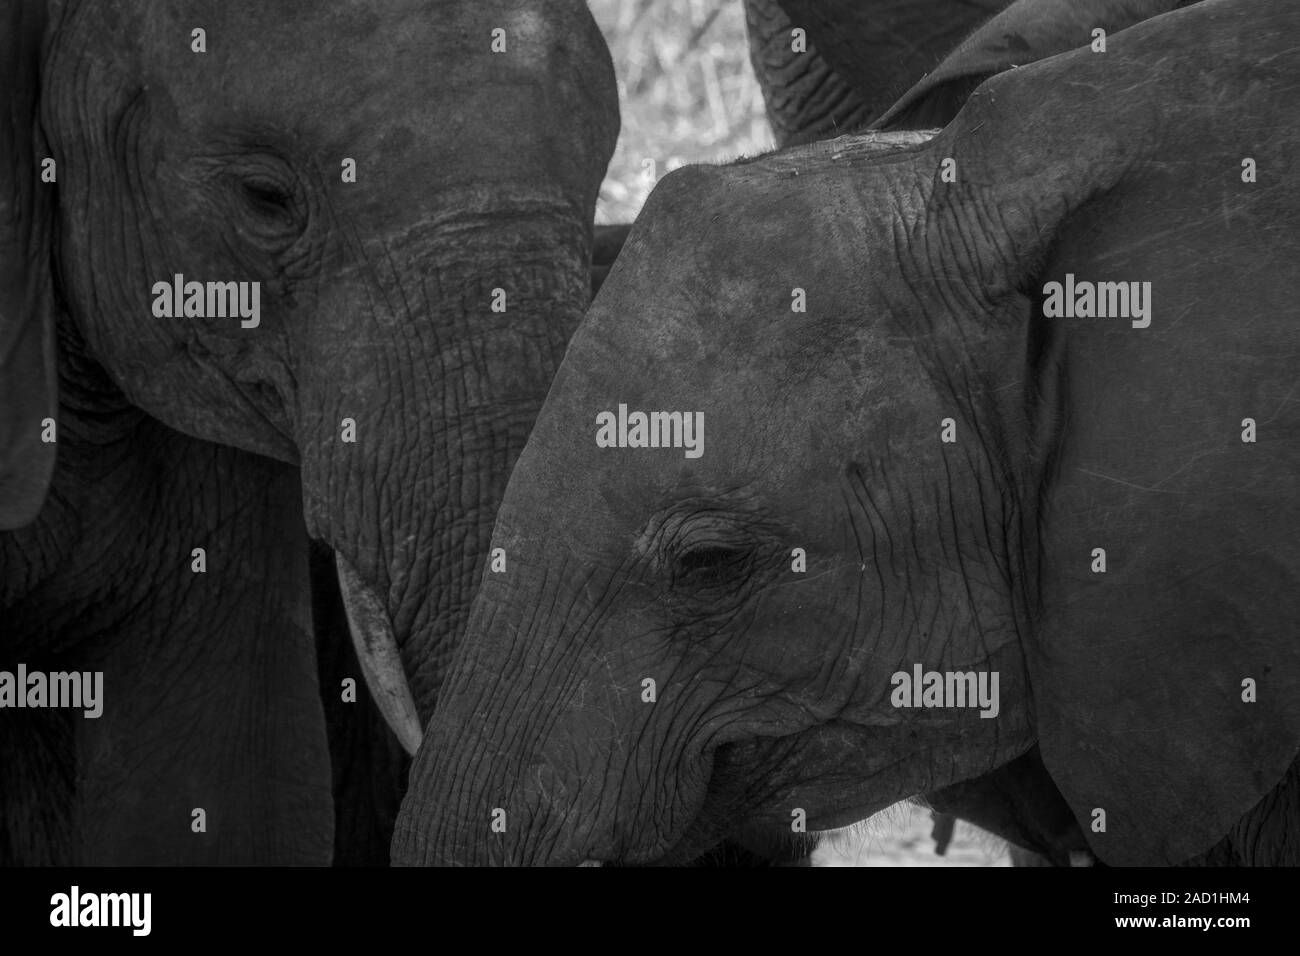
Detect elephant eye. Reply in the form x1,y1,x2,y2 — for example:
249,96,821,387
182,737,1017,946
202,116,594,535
672,544,750,589
239,177,296,218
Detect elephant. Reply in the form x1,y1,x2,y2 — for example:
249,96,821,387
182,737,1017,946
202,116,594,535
743,0,1202,146
393,0,1300,866
0,0,618,864
872,0,1203,132
742,0,1011,147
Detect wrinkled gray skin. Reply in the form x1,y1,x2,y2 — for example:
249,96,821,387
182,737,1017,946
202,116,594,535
317,220,634,866
753,0,1215,868
0,0,617,864
396,0,1299,866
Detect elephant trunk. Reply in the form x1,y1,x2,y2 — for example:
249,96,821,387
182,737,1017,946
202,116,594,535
391,554,711,866
297,206,590,743
393,593,609,865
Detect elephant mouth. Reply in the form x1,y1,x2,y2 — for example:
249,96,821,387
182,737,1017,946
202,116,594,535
334,553,424,755
596,741,815,867
622,733,897,866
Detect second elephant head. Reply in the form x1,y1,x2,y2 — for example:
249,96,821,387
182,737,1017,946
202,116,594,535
395,0,1300,866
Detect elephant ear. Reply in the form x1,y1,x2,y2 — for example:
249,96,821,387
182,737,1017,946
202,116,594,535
914,0,1300,864
875,0,1193,131
0,1,57,530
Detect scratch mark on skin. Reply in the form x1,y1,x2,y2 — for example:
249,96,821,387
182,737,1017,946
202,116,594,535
1158,301,1195,333
1145,446,1237,490
1083,430,1249,495
1076,468,1181,494
1261,382,1299,426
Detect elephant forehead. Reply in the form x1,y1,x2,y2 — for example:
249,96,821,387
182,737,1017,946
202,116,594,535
589,166,902,381
126,0,591,117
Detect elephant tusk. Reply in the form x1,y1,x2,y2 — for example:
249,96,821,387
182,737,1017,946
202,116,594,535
335,553,424,756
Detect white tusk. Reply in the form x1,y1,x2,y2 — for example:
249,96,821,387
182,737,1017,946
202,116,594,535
335,553,424,756
1069,850,1095,867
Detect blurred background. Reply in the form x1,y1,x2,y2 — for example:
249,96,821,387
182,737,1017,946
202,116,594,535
590,0,772,224
586,0,1009,867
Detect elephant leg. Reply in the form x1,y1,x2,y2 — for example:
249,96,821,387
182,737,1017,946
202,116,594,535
930,811,956,855
0,702,74,863
312,541,409,866
46,426,333,864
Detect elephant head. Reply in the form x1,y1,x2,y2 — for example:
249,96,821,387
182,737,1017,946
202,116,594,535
395,0,1299,865
1,0,617,859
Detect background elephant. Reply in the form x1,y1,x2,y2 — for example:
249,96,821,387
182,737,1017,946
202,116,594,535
743,0,1199,146
742,0,1010,146
0,0,617,864
393,0,1299,866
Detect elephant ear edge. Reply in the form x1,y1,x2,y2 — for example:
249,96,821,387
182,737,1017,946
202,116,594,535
0,0,58,530
911,0,1300,863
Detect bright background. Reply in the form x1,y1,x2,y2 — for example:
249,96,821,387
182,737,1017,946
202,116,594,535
589,0,773,224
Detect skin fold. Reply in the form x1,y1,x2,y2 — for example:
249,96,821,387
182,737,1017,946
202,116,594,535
0,0,617,864
394,0,1299,866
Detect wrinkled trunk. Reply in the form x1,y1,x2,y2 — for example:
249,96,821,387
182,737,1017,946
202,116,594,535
743,0,872,147
393,586,622,866
391,552,723,866
298,198,591,732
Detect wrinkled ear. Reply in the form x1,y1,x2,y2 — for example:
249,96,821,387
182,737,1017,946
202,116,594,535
876,0,1190,131
1,2,57,530
917,0,1300,864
